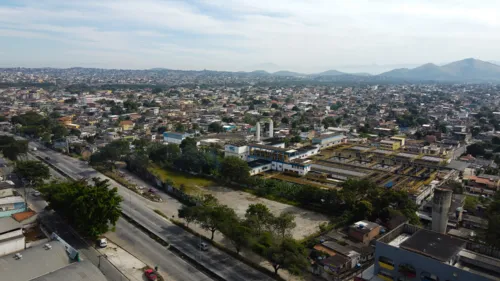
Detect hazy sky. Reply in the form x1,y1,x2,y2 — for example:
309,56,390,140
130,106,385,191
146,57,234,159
0,0,499,73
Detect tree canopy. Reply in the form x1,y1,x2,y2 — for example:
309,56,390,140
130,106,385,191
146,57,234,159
0,136,28,161
39,178,122,238
220,156,250,182
14,160,50,186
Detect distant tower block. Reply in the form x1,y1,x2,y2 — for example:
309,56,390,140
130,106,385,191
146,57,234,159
268,119,274,138
432,188,452,234
256,122,261,142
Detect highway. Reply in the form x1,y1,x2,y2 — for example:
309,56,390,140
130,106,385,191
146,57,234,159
26,140,274,281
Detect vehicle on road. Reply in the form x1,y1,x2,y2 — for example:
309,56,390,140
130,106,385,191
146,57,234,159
144,268,158,281
31,147,37,151
32,191,41,197
97,238,107,248
44,156,51,161
199,242,209,251
148,188,156,193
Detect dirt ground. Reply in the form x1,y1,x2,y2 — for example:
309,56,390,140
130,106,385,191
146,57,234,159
202,185,329,239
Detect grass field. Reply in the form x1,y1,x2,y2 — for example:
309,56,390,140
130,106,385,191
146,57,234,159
148,164,215,194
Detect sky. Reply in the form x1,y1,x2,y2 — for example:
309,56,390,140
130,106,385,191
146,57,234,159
0,0,499,74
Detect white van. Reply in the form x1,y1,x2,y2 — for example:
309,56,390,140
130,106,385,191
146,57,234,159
98,238,107,248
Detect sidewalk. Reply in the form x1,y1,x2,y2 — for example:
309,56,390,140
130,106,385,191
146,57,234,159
97,241,146,281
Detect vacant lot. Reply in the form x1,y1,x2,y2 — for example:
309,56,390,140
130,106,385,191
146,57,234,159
148,164,215,194
201,185,329,239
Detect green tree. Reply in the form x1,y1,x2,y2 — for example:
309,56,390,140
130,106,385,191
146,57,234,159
220,156,250,182
222,218,251,254
0,136,28,161
51,125,69,140
281,117,289,124
90,140,130,168
14,160,50,186
180,137,197,152
271,103,279,109
245,203,274,235
208,122,224,133
175,123,186,133
39,178,122,238
272,212,296,238
199,205,236,240
266,238,308,275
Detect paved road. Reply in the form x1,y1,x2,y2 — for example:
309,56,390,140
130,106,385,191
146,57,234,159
27,141,274,281
109,218,213,281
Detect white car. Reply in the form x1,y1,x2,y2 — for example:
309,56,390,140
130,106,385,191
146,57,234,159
32,191,41,197
98,238,108,248
199,242,209,251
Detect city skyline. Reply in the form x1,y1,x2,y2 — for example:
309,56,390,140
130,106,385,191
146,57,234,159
0,0,500,73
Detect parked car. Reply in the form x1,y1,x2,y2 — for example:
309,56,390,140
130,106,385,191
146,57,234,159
148,188,156,193
44,156,51,161
199,242,209,251
144,269,158,281
32,191,41,197
97,238,107,248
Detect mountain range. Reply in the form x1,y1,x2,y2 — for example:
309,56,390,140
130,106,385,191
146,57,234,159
250,58,500,82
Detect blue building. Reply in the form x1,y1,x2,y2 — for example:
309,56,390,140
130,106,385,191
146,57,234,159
361,223,499,281
163,132,192,145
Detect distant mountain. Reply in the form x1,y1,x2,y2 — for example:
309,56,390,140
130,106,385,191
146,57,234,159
314,69,346,76
272,70,305,77
250,70,271,75
379,58,500,82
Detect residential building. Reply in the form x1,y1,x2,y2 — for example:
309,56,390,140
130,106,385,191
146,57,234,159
348,221,382,245
119,120,135,131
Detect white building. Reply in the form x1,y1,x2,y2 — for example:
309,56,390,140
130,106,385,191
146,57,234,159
224,143,249,160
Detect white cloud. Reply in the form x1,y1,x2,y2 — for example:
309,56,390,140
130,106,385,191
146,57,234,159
0,0,500,72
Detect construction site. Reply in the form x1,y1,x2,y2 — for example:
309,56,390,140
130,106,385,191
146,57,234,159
267,143,456,204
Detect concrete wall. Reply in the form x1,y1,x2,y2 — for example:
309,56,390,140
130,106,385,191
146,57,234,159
374,242,493,281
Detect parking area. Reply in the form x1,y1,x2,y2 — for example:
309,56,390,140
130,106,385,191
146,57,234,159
201,185,329,239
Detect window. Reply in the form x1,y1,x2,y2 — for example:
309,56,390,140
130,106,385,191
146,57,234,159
421,271,439,281
398,263,416,279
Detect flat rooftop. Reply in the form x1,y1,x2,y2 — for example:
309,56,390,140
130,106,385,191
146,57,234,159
350,146,370,152
249,143,288,152
372,149,393,155
247,159,271,168
400,229,466,262
311,164,368,177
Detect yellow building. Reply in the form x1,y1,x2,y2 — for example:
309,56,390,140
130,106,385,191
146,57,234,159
379,140,401,151
119,120,135,131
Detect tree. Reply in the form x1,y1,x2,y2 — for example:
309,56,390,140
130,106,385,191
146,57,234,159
152,87,162,94
0,136,28,161
199,205,236,240
281,117,289,124
271,103,279,109
69,128,81,137
245,203,274,234
148,143,181,165
14,161,50,186
178,205,198,227
39,178,122,238
222,218,251,254
292,106,300,111
123,99,139,112
272,212,296,238
175,123,186,133
51,125,68,140
266,238,308,275
220,156,250,182
90,140,130,168
180,137,197,152
208,122,224,133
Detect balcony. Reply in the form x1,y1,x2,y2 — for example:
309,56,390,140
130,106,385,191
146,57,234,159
377,273,394,281
379,261,395,271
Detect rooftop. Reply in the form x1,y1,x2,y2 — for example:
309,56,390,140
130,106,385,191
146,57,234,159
31,260,107,281
0,241,73,281
400,229,466,262
247,159,272,168
0,216,22,233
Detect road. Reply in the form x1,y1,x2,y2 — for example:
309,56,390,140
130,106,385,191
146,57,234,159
109,218,213,281
26,140,274,281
